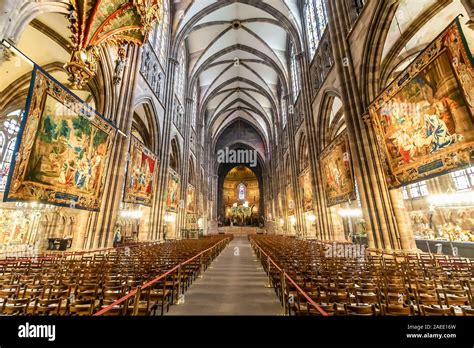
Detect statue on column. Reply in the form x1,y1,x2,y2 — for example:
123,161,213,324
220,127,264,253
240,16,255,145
151,64,158,91
155,72,162,98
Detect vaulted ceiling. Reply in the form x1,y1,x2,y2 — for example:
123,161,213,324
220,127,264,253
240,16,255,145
173,0,303,161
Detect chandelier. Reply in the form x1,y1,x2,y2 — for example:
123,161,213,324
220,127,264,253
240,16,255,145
66,0,163,89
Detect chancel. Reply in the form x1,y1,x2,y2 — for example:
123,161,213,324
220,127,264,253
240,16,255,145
0,0,473,321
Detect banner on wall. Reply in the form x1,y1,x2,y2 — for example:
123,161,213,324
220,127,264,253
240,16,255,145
166,169,180,212
4,67,116,211
299,168,313,212
123,136,157,206
320,131,356,207
186,184,195,212
369,18,474,188
286,184,295,216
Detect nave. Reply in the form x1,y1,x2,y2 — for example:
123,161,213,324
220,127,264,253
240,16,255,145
0,0,474,327
168,236,281,316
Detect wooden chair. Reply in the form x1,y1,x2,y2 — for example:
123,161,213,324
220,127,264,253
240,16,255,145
98,298,129,316
381,304,415,316
438,288,471,307
130,287,155,316
33,298,62,316
342,304,377,316
420,305,453,316
1,298,30,315
68,299,96,316
149,280,172,316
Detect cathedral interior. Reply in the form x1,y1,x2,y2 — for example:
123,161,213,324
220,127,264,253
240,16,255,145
0,0,474,325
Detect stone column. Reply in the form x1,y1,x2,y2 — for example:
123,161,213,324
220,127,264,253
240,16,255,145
326,0,416,251
297,47,332,241
86,44,140,249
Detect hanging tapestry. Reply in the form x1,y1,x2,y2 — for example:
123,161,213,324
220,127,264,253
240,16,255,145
123,136,157,206
4,67,115,211
166,169,180,212
320,131,356,207
186,184,195,212
369,19,474,188
299,168,313,212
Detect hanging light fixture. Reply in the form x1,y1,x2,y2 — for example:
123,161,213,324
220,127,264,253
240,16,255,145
66,0,163,89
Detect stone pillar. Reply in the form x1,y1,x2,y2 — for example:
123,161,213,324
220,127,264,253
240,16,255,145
326,0,416,251
297,37,333,242
152,57,180,240
86,44,140,249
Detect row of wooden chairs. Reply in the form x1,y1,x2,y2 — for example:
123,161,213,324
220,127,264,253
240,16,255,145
0,236,231,316
251,235,473,316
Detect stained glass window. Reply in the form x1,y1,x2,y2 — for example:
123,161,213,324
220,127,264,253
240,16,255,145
281,98,287,128
408,182,429,198
152,0,170,67
191,86,198,129
451,167,474,191
304,0,329,59
238,183,246,201
175,45,186,103
0,110,22,192
290,44,300,100
0,140,16,191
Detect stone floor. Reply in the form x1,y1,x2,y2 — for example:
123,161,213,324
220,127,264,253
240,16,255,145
168,235,283,315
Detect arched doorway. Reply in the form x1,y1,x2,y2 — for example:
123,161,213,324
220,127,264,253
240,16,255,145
218,164,264,227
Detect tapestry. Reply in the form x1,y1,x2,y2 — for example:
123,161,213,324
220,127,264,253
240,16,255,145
369,19,474,188
299,169,313,212
123,136,157,206
166,169,180,212
186,184,195,212
320,131,356,207
286,184,295,216
4,67,115,211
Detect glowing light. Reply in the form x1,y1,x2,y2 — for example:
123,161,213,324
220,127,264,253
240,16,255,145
306,214,316,222
428,192,474,206
121,210,143,219
164,213,175,223
289,216,297,225
279,219,284,226
338,209,363,218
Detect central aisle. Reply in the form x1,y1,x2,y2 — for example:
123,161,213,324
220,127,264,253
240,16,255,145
168,235,283,315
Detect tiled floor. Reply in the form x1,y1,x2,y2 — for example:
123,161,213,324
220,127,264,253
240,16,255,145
168,235,283,315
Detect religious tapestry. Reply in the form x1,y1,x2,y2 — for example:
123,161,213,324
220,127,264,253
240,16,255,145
186,184,195,212
166,169,180,212
299,169,313,212
286,184,295,216
369,19,474,188
4,67,115,211
123,136,157,206
320,131,356,207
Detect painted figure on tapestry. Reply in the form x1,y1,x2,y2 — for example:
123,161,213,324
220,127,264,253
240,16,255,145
320,132,356,206
24,95,108,195
380,53,470,168
300,170,313,212
5,68,114,211
166,171,180,211
124,136,157,206
370,20,474,188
